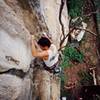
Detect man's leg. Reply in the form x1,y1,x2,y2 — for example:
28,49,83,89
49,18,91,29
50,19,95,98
51,75,60,100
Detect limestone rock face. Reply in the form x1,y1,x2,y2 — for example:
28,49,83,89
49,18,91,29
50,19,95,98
0,1,32,100
0,0,69,72
0,0,69,99
0,74,32,100
39,0,69,48
29,0,69,48
0,0,32,72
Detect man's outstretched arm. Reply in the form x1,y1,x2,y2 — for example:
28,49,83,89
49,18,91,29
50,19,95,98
31,35,48,58
31,35,38,57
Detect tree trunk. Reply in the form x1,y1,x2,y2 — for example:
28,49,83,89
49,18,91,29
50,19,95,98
0,0,69,99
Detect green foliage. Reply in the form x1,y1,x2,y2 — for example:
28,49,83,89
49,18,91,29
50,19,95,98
60,55,71,69
64,47,84,62
60,46,84,69
60,46,84,90
95,0,100,22
78,70,94,86
68,0,84,18
61,74,67,85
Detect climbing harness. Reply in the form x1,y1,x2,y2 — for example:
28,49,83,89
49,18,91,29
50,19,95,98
44,61,61,74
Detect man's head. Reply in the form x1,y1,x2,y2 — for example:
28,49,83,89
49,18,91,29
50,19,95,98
38,37,51,50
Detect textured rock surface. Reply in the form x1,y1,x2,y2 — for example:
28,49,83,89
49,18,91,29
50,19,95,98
39,0,69,48
0,74,32,100
0,1,33,99
0,0,32,72
0,0,69,99
29,0,69,48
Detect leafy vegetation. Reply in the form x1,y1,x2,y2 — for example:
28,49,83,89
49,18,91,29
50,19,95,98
94,0,100,22
60,46,84,69
67,0,84,18
64,47,84,62
60,73,67,86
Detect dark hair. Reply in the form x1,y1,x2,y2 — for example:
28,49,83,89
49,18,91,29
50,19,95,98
38,37,51,48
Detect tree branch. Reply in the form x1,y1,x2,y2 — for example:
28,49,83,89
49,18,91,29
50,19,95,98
59,8,99,51
82,10,99,18
58,27,97,51
59,0,66,37
75,27,97,36
59,17,84,47
59,27,76,47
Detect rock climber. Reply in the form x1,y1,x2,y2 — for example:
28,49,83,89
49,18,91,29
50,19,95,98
31,34,60,74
